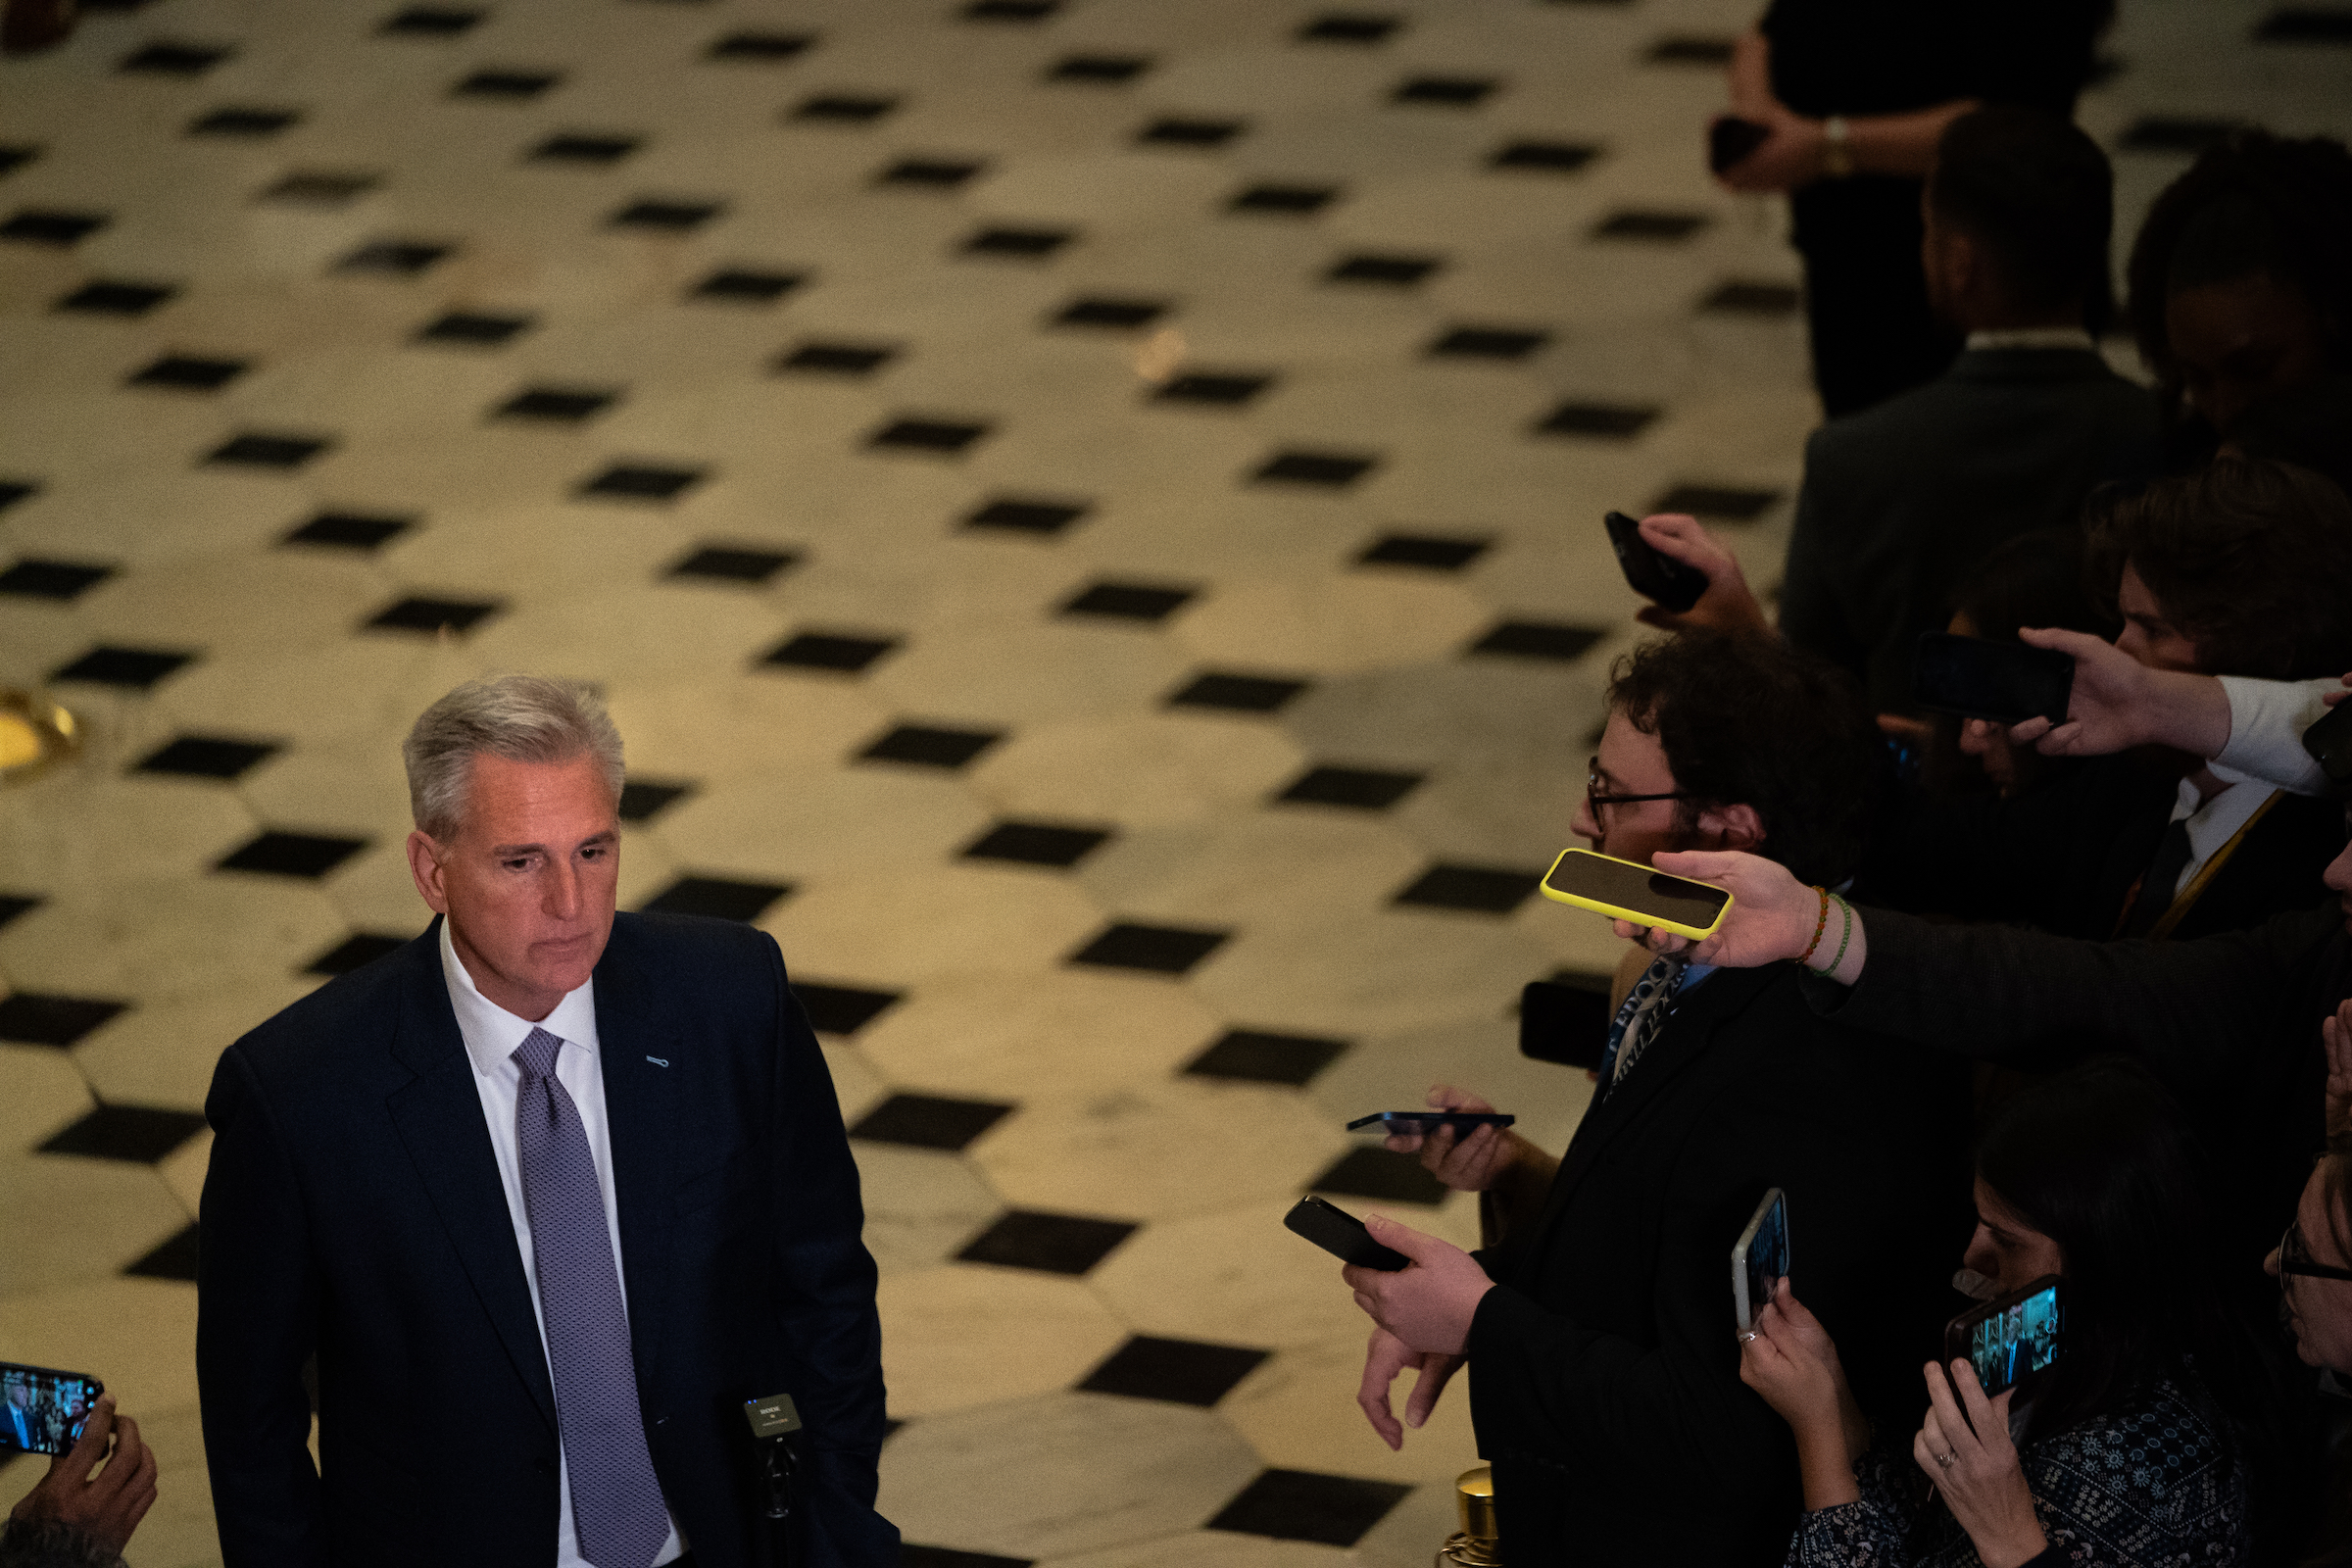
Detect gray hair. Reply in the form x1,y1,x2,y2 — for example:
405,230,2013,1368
402,675,624,840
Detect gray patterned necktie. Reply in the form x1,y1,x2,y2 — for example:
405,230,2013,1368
1598,952,1690,1097
513,1027,669,1568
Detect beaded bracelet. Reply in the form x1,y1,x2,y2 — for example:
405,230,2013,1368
1796,885,1831,966
1809,894,1854,977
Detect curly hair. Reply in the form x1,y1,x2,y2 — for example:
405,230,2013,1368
1605,630,1886,888
2083,456,2352,679
2124,130,2352,411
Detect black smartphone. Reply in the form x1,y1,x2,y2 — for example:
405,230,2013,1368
1943,1275,2063,1399
1913,631,2075,726
1604,511,1707,613
2302,698,2352,790
1708,116,1772,174
0,1362,104,1456
1347,1111,1516,1136
1283,1196,1408,1271
1520,973,1613,1069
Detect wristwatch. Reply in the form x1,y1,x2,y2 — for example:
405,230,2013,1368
1822,115,1854,178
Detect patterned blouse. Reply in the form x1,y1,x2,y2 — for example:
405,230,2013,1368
1787,1371,2249,1568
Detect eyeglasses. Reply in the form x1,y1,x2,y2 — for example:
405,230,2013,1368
1587,757,1692,824
2278,1217,2352,1285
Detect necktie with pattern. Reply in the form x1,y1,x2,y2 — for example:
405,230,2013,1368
1596,952,1690,1097
512,1027,670,1568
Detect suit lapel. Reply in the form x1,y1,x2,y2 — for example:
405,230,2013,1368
384,919,559,1436
592,917,685,1396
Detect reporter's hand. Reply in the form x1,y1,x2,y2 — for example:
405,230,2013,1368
2005,627,2230,761
2324,999,2352,1137
1384,1085,1516,1193
1605,850,1839,975
1739,1296,1841,1435
1342,1215,1494,1357
1917,1363,2046,1568
2324,671,2352,710
1631,514,1772,637
9,1396,158,1557
1715,102,1826,193
1354,1326,1463,1451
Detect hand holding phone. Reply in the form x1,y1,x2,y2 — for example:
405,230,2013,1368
1284,1196,1408,1271
1942,1276,2063,1400
1605,511,1709,613
1348,1111,1515,1137
1914,632,2075,726
1540,847,1733,941
1709,116,1772,175
1732,1189,1790,1333
0,1362,103,1456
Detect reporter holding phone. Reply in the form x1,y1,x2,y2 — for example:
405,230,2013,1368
1741,1065,2259,1567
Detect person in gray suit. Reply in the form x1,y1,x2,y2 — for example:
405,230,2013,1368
1777,105,2158,718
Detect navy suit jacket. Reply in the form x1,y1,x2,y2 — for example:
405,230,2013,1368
197,912,897,1568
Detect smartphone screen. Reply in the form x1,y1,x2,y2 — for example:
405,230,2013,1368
1542,850,1731,930
1945,1277,2062,1397
1913,632,2074,725
1732,1189,1789,1331
0,1364,103,1456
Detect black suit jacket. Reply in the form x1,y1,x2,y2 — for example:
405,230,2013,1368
197,913,897,1568
1465,966,1971,1566
1779,347,2158,715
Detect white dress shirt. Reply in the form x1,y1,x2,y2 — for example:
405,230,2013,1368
2213,674,2339,796
2157,775,2282,902
439,921,685,1567
1963,326,2098,353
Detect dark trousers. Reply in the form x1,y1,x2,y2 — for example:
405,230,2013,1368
1791,175,1962,418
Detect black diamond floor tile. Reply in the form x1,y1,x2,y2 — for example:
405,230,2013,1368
1079,1336,1268,1406
127,355,248,392
963,0,1057,19
1489,138,1599,172
1165,672,1308,713
1049,53,1150,83
1183,1029,1348,1087
688,268,807,303
1700,279,1801,316
1251,449,1375,487
1427,326,1547,361
0,145,34,177
901,1548,1031,1568
616,780,695,824
608,199,724,231
792,981,904,1036
1210,1469,1411,1546
304,932,410,976
39,1103,208,1163
1067,922,1229,975
956,1210,1137,1275
187,106,301,136
1357,533,1487,570
1153,372,1270,407
1298,13,1399,43
366,595,504,636
123,1222,201,1283
964,497,1089,534
120,41,232,74
1137,117,1246,148
1326,252,1440,285
960,225,1074,258
2118,116,2244,153
867,417,990,455
576,463,707,502
850,1093,1013,1152
1276,765,1422,809
1393,862,1542,914
1469,619,1606,662
668,545,798,584
858,724,1003,768
877,158,985,189
0,559,113,601
1052,296,1166,329
777,341,898,375
1392,74,1495,106
529,132,642,166
451,69,562,99
0,994,128,1048
1592,208,1709,241
708,31,815,61
641,875,792,922
1059,582,1193,621
380,7,483,36
55,279,175,315
1650,483,1781,520
50,646,194,689
1227,183,1340,216
416,310,535,346
1,210,110,247
0,895,41,932
961,821,1110,867
1533,400,1658,439
2257,7,2352,41
134,736,278,780
1312,1146,1450,1204
334,240,451,275
1646,34,1737,64
494,386,617,422
0,481,38,513
760,632,899,673
283,511,414,550
216,831,369,880
790,94,900,123
262,171,382,207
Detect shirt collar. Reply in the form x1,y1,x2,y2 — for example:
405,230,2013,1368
2169,776,2279,866
438,916,600,1080
1964,326,2096,353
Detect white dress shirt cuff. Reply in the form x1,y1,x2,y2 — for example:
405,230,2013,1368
2213,674,2337,795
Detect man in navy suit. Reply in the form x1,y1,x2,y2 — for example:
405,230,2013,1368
198,675,897,1567
3,1379,38,1451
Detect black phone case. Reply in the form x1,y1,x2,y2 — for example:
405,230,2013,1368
1283,1197,1409,1271
1708,116,1771,174
1912,631,2075,725
1604,511,1706,612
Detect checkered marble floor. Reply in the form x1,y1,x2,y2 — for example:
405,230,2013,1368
2,0,2347,1562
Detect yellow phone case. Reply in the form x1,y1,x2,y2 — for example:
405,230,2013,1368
1536,847,1734,941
